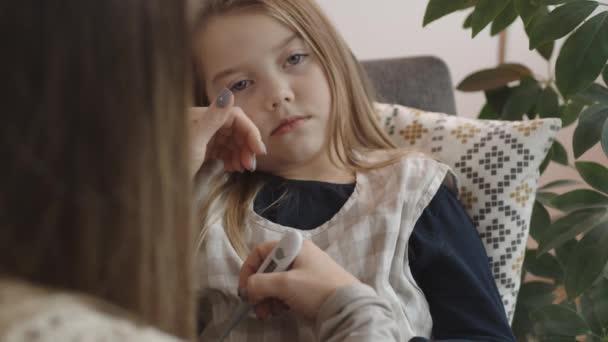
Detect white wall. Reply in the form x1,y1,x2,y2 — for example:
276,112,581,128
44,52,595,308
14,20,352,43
317,0,551,118
318,1,607,183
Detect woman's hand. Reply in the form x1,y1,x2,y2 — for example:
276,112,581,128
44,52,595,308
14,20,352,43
239,240,358,321
189,88,266,177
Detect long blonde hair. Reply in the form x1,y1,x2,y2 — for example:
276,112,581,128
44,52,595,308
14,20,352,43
194,0,406,258
0,0,195,339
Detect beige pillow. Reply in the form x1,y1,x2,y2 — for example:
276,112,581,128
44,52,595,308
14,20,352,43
375,102,561,322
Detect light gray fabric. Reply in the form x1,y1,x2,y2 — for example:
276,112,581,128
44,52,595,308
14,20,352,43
316,283,400,342
361,56,457,115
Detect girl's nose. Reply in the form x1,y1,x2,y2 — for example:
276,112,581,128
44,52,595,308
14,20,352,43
267,82,294,111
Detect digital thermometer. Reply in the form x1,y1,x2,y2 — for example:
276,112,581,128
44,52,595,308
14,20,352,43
215,230,303,342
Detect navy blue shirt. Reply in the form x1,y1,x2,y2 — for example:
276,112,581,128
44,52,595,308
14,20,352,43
253,175,515,342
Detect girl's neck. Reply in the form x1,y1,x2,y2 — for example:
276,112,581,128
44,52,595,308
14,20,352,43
272,149,355,184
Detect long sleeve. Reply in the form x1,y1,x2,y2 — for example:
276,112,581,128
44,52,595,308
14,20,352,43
408,185,515,342
315,283,400,342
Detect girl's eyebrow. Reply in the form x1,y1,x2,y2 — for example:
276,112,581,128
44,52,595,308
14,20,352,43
271,33,299,52
211,34,300,85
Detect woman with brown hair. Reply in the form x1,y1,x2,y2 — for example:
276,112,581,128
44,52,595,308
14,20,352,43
0,0,399,340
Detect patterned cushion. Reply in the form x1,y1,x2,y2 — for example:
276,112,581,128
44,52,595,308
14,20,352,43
375,103,561,322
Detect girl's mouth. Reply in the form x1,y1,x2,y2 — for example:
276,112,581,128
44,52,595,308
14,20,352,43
271,115,311,136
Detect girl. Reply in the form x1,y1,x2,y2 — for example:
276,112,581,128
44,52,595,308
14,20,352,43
193,0,515,341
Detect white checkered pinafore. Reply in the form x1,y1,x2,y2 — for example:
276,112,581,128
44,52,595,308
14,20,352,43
197,151,454,341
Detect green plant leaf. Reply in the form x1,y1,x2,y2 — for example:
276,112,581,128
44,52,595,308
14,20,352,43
512,305,534,341
531,201,552,241
536,191,558,207
513,281,558,341
423,0,477,26
565,220,608,299
584,334,604,342
573,104,608,158
559,101,585,128
502,78,543,120
485,86,512,113
478,103,500,119
491,1,518,35
556,11,608,99
556,239,578,269
522,4,553,63
537,86,561,118
526,249,564,281
551,141,569,165
519,282,558,310
582,278,608,333
576,161,608,194
538,336,579,342
537,207,608,255
463,11,474,29
525,5,551,36
537,41,555,61
581,290,605,336
471,0,512,37
574,83,608,105
551,189,608,212
478,103,501,119
538,336,578,342
530,304,591,337
458,64,532,91
603,118,608,158
529,1,599,49
515,0,545,27
537,0,576,4
539,180,580,191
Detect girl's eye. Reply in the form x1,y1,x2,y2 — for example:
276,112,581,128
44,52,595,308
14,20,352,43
230,80,252,92
286,53,308,66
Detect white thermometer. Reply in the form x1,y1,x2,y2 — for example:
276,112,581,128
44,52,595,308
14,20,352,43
215,230,303,342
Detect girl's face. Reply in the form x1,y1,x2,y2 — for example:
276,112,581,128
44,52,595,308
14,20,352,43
196,10,333,175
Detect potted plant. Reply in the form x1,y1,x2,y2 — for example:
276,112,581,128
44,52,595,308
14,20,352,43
423,1,608,341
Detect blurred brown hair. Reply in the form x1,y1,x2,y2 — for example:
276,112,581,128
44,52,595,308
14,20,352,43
0,0,195,338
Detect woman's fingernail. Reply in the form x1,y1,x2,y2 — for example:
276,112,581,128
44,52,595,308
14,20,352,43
216,88,232,108
250,155,257,172
260,143,267,155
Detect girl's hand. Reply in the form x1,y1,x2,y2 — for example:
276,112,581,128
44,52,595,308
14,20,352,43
189,88,266,177
238,240,358,321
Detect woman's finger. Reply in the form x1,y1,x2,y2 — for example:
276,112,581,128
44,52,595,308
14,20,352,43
254,302,272,320
270,299,286,316
238,241,279,290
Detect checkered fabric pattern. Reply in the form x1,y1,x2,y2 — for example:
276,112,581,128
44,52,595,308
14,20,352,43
197,151,452,341
375,103,561,322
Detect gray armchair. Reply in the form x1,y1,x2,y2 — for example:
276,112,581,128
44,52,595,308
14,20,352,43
361,56,457,115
